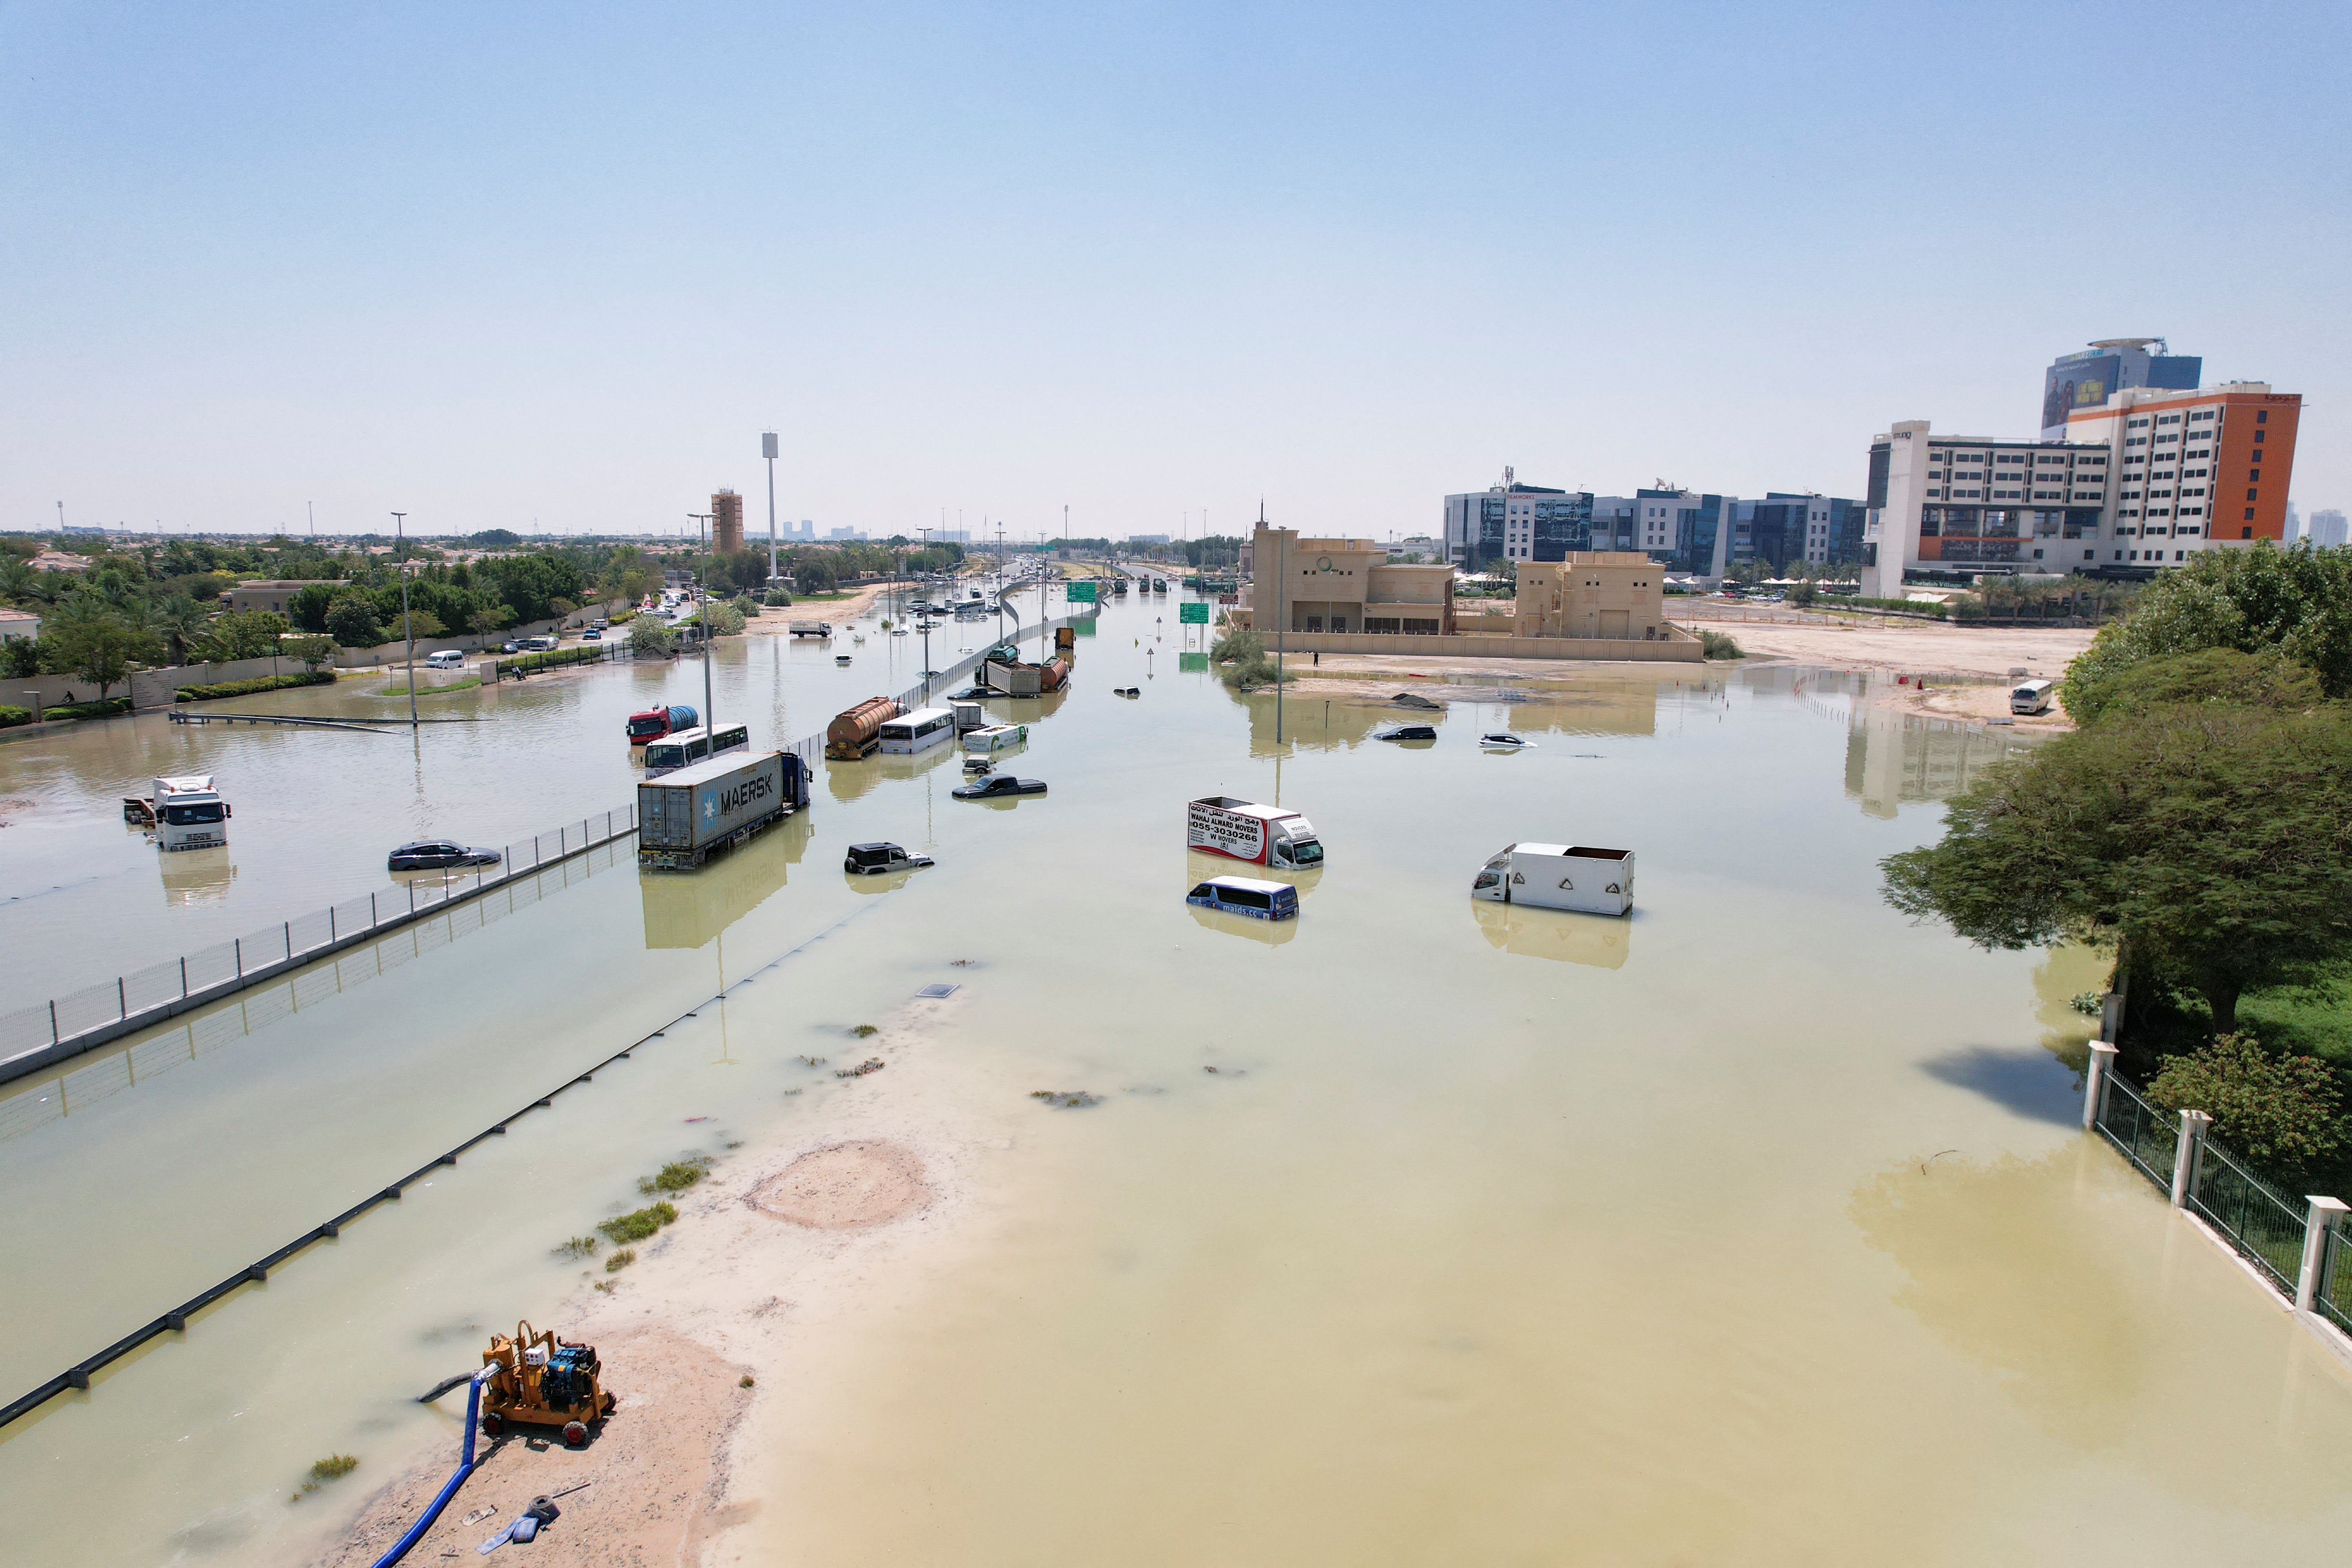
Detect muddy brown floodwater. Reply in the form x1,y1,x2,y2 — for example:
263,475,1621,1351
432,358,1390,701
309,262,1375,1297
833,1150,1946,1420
3,602,2349,1567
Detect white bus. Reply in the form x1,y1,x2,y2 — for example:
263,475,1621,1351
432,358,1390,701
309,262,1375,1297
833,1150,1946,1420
644,722,750,777
2010,678,2055,715
877,707,956,755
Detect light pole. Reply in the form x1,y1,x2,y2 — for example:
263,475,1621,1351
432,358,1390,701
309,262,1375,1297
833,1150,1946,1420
763,432,779,594
689,512,716,735
392,511,417,729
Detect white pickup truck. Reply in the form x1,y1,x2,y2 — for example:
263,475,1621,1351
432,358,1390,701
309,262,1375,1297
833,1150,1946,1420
1470,843,1635,916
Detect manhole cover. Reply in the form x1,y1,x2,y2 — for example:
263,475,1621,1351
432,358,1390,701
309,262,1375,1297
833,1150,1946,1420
916,983,959,998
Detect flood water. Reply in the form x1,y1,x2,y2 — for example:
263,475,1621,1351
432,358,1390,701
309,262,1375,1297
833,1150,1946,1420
5,592,2349,1566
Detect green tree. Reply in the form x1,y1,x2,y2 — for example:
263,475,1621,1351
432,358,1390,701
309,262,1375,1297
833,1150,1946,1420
284,634,337,673
149,594,211,667
629,618,676,658
1881,695,2352,1035
2082,646,2324,725
201,609,290,662
45,606,160,699
467,603,516,637
2149,1034,2348,1188
796,560,838,595
3,636,40,679
2061,541,2352,723
395,607,445,643
325,595,385,647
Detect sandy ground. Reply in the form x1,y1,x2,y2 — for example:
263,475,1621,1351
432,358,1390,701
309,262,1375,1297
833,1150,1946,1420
1673,613,2094,680
309,989,986,1568
740,581,893,632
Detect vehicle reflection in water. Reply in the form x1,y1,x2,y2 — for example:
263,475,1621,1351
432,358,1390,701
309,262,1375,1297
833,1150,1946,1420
1470,899,1631,970
1186,903,1298,946
1184,849,1321,901
157,849,236,907
828,732,967,803
639,813,810,949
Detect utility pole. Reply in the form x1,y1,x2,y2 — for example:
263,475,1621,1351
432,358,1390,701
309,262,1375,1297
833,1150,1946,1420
392,512,417,729
308,500,315,537
1267,499,1282,746
689,512,716,735
763,432,779,591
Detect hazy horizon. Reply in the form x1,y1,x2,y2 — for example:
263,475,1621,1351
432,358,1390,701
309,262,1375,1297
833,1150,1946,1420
5,2,2344,539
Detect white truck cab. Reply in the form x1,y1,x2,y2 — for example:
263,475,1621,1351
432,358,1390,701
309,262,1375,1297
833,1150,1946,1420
1187,796,1324,869
153,775,230,852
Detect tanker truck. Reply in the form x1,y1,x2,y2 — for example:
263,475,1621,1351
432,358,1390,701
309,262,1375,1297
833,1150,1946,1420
627,704,697,744
825,696,900,760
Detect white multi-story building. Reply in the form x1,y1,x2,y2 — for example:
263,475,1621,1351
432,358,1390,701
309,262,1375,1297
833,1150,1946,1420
1862,380,2303,596
2309,509,2349,549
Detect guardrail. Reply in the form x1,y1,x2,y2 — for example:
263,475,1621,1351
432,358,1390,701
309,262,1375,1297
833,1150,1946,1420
0,604,1098,1088
0,809,638,1085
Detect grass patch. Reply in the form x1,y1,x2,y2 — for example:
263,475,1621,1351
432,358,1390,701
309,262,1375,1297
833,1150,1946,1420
739,1374,755,1388
836,1057,885,1078
1031,1090,1102,1109
849,1024,879,1038
596,1201,677,1244
638,1156,713,1196
604,1248,637,1273
378,675,481,697
552,1235,599,1260
1699,630,1745,660
294,1453,358,1499
2241,975,2352,1069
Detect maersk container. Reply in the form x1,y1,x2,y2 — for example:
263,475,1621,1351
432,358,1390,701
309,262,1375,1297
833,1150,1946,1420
637,750,806,870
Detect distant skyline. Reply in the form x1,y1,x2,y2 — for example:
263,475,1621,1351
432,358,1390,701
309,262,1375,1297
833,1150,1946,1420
3,2,2345,539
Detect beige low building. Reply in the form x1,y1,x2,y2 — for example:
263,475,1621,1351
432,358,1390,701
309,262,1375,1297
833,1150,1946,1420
224,579,346,616
1235,528,1694,661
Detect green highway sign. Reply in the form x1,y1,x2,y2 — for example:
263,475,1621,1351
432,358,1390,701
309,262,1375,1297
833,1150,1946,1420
1179,601,1209,624
1066,581,1097,603
1179,652,1208,672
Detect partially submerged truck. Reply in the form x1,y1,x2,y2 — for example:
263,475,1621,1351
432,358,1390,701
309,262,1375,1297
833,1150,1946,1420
637,750,808,871
825,697,898,760
127,774,231,851
1470,843,1635,916
627,704,698,744
1186,796,1323,869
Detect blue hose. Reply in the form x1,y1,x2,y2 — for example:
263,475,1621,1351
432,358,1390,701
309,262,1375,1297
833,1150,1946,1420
369,1370,487,1568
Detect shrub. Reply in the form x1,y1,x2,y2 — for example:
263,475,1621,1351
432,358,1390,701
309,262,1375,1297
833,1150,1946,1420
0,704,29,728
505,645,605,675
2149,1033,2348,1188
595,1201,678,1244
46,696,133,720
552,1235,599,1259
295,1454,359,1498
177,671,336,702
1700,630,1744,660
604,1248,637,1273
637,1157,712,1195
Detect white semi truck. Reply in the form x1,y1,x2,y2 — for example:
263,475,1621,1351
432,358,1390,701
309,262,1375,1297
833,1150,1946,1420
1470,843,1635,916
150,775,230,852
1186,796,1324,869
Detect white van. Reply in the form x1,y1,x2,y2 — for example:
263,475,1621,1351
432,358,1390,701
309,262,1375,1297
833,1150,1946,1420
424,649,466,670
524,635,558,652
2010,678,2055,716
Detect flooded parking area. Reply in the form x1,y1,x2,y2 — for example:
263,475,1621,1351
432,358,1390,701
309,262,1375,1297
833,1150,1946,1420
3,597,2349,1566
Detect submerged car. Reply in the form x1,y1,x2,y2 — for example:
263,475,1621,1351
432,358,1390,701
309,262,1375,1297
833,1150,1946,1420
844,841,934,876
951,775,1047,799
1374,725,1439,742
1480,732,1531,749
388,840,503,872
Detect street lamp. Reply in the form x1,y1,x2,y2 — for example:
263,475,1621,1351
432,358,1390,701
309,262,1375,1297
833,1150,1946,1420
392,511,417,729
689,512,716,736
762,432,779,592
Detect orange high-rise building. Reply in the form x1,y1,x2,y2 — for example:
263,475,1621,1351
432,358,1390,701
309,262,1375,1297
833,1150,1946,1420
2064,383,2300,559
711,490,744,555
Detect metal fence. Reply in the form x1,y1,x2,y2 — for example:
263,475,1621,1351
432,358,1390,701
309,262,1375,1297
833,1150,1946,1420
2318,1224,2352,1338
2092,1067,2177,1191
2188,1139,2309,1298
0,807,637,1072
2,604,1096,1082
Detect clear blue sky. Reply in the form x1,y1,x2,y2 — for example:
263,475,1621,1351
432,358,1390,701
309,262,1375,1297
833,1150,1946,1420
3,1,2345,540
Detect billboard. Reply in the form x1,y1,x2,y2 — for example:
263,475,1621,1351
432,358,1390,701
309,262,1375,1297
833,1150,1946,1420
2042,354,2120,434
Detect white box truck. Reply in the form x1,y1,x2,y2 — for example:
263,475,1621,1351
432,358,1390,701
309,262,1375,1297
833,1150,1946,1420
1186,796,1324,869
1470,843,1634,916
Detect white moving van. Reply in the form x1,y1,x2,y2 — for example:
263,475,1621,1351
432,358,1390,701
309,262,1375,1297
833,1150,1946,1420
1470,843,1635,916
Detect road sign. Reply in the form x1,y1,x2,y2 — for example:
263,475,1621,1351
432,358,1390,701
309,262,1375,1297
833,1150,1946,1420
1179,601,1208,624
1066,581,1097,603
1179,652,1208,672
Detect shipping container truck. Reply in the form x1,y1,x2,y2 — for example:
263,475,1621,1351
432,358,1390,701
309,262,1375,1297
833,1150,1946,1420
1469,843,1635,916
1186,796,1324,869
637,750,808,870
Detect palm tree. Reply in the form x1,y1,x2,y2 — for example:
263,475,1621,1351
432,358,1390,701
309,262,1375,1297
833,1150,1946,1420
149,594,210,668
